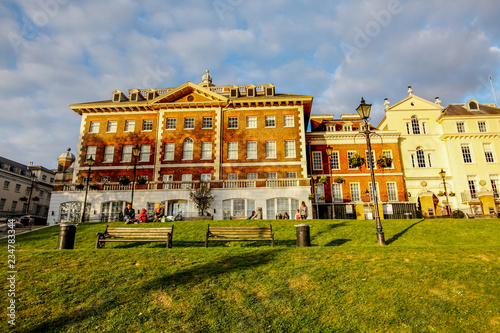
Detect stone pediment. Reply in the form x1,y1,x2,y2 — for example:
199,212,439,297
387,94,443,112
148,82,228,106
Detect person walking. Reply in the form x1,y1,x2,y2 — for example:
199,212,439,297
299,201,308,220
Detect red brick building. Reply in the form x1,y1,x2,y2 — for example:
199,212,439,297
48,71,313,223
306,114,409,219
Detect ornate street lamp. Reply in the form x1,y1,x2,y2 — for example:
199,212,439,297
325,145,336,219
130,144,142,209
81,156,95,222
25,169,37,215
356,97,386,245
439,168,450,216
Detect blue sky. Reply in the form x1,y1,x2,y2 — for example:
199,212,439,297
1,0,499,168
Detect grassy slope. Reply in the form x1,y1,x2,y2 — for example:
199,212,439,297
1,219,500,333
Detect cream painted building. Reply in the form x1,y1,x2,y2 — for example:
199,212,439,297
438,100,500,215
378,87,500,215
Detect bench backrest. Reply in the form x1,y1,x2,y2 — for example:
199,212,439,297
106,227,173,239
208,226,273,239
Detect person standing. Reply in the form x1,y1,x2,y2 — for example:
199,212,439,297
299,201,308,220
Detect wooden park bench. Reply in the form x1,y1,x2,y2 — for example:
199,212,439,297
95,225,174,248
205,225,274,247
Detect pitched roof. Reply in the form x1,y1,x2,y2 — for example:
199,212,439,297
440,103,500,117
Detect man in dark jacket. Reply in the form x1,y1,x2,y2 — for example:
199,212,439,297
124,203,135,224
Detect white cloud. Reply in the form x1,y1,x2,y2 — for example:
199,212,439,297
1,0,500,167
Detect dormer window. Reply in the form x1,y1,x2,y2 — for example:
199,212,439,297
129,90,145,102
327,126,335,132
230,87,240,98
147,89,158,100
468,100,479,110
343,124,352,131
112,90,128,103
266,84,275,96
247,86,256,97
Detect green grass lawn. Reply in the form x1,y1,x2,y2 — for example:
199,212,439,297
1,218,500,332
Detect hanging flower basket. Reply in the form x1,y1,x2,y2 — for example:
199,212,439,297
119,177,131,186
89,184,99,190
76,183,85,190
32,196,40,201
318,176,328,184
308,193,315,201
449,192,456,197
349,153,365,168
377,155,393,168
137,178,147,185
19,196,28,202
437,191,445,197
319,194,325,200
334,176,345,184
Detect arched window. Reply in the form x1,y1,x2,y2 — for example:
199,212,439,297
468,101,478,110
183,138,193,160
411,116,420,134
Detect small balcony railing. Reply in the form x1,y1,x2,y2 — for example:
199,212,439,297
59,178,308,192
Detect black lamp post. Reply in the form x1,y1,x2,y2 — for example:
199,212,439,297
130,144,141,209
25,169,37,215
356,97,386,245
81,156,95,222
325,145,336,219
439,168,450,216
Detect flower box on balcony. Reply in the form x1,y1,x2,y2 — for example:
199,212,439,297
119,178,131,186
334,176,345,184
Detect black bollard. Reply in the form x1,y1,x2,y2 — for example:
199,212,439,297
295,224,311,247
57,223,77,250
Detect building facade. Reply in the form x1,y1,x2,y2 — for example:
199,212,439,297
378,87,500,216
0,156,54,223
47,72,313,224
306,113,409,219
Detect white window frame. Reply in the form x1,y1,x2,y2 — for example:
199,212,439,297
265,115,276,128
124,120,135,132
228,142,238,160
461,143,473,164
478,121,487,133
228,117,238,129
247,141,257,159
183,138,194,160
387,182,398,201
184,117,195,130
365,150,377,170
103,145,114,163
329,151,340,170
106,120,117,133
201,173,212,181
411,116,420,134
166,118,177,130
202,117,213,129
284,115,294,127
456,121,466,133
85,146,97,163
382,150,394,169
121,145,132,162
332,183,343,202
483,143,495,163
285,140,296,158
89,121,100,133
246,116,257,129
266,141,277,159
181,174,192,189
227,173,238,180
350,183,361,202
368,182,380,201
201,142,212,160
164,143,175,161
343,124,352,131
140,144,151,162
142,119,153,131
312,151,322,171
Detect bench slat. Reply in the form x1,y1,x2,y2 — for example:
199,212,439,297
101,239,170,242
205,225,274,248
107,228,173,232
96,225,174,249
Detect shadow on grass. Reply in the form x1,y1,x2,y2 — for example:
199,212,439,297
24,250,280,333
385,219,425,245
324,239,351,247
